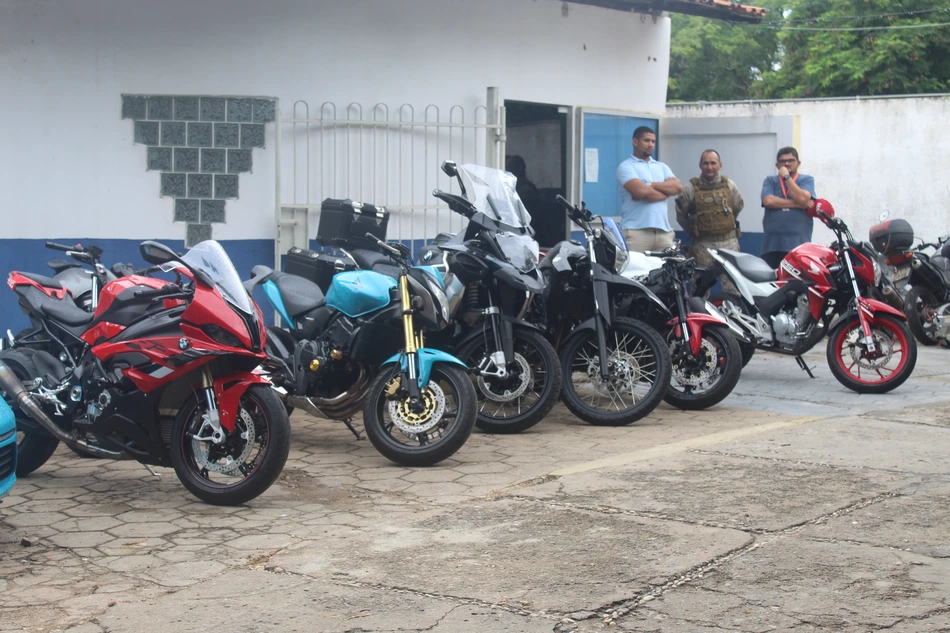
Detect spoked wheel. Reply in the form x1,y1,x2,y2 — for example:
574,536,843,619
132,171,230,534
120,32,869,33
708,293,755,367
560,317,672,426
0,351,60,476
363,364,476,466
903,285,940,346
665,324,742,410
171,384,291,506
826,314,917,394
456,327,561,434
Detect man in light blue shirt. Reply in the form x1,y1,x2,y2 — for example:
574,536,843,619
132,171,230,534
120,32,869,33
616,126,683,252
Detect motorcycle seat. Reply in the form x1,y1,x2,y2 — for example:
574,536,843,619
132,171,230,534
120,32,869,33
349,248,400,279
20,271,66,289
48,259,81,274
33,291,94,326
718,249,777,283
269,271,326,316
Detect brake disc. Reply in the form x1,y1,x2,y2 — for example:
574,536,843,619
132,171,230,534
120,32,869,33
191,408,256,475
587,350,641,397
388,381,446,435
671,338,719,388
476,352,532,402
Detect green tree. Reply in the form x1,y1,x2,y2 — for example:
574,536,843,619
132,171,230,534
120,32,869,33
668,4,783,102
756,0,950,98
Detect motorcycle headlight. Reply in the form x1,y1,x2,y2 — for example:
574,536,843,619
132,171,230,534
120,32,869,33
614,247,629,275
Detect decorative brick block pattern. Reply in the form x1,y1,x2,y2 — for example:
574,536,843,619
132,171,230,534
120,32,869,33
125,94,275,244
227,98,253,122
214,123,240,148
174,148,199,172
174,199,200,223
160,121,186,146
188,174,213,198
201,200,226,223
227,149,253,174
253,99,276,123
241,123,265,149
187,122,213,148
161,173,187,198
147,147,173,171
214,174,239,199
122,95,147,120
134,121,159,146
174,97,199,121
187,223,212,246
201,149,226,173
200,97,226,122
147,97,174,120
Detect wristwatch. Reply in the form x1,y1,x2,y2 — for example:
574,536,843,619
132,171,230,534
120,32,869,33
782,174,791,182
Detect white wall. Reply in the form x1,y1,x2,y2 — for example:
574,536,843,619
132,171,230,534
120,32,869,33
0,0,670,241
665,96,950,245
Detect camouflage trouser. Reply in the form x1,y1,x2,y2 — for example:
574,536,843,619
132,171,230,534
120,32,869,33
690,234,740,296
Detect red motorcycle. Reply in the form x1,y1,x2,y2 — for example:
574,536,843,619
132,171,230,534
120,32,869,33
0,240,290,505
695,199,917,394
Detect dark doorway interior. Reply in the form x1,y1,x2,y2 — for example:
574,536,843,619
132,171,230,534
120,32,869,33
504,100,567,248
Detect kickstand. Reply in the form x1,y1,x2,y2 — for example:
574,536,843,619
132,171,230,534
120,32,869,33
143,464,161,477
342,418,362,440
795,355,816,379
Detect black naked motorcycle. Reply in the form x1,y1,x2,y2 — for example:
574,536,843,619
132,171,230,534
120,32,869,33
626,246,743,410
325,162,562,435
529,197,672,425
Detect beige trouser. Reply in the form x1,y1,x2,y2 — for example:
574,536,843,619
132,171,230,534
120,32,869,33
623,228,675,254
690,233,740,296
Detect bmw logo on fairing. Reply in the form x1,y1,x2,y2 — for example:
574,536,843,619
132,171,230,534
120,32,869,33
179,338,190,350
423,251,432,261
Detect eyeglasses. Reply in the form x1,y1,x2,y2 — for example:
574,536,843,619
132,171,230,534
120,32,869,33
777,158,798,164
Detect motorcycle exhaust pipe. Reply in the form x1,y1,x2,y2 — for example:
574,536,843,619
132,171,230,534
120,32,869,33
0,360,123,459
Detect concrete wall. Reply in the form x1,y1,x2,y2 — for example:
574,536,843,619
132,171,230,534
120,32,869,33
665,96,950,248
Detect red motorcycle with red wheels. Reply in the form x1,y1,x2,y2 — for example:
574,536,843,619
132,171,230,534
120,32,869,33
694,199,917,394
0,240,290,505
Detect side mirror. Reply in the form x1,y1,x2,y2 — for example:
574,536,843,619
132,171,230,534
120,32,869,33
139,241,178,265
878,210,890,222
441,161,458,177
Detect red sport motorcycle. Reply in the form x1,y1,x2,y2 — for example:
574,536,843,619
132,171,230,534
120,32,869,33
694,199,917,394
0,240,291,505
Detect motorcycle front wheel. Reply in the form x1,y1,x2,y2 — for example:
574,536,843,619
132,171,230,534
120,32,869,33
665,323,742,410
171,384,291,506
827,313,917,394
903,285,940,346
456,327,561,434
363,364,476,466
560,317,672,426
0,351,60,476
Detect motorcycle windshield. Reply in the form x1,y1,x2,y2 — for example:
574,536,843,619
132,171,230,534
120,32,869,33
458,163,539,272
181,240,255,315
602,217,627,252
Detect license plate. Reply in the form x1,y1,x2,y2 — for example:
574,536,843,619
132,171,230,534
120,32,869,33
890,266,911,281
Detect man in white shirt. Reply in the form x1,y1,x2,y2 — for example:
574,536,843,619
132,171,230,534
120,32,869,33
616,126,683,252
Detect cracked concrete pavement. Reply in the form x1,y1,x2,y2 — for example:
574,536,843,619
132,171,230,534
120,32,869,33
1,346,949,632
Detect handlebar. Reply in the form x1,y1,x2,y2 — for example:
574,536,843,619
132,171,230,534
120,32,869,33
432,189,476,218
555,195,593,224
133,283,191,301
45,242,75,252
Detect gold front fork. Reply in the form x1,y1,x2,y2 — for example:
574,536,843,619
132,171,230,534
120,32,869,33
400,274,417,353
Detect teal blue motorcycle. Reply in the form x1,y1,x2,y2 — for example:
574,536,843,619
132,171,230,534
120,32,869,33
245,237,476,466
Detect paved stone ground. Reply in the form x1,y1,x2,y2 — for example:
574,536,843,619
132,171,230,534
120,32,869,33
1,346,949,633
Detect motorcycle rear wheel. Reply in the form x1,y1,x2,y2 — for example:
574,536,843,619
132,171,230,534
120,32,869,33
455,328,561,434
664,324,742,410
171,384,291,506
827,313,917,394
0,352,60,476
903,285,940,346
362,364,476,466
560,317,671,426
707,293,755,367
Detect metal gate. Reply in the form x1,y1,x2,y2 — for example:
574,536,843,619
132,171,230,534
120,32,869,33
274,88,505,268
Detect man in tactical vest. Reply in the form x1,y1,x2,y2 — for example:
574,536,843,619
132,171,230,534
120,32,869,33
675,149,744,293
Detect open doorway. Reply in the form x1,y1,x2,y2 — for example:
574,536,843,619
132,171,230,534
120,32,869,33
504,100,568,248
